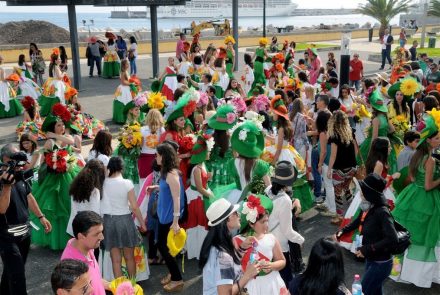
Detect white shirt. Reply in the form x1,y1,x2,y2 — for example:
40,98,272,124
198,82,212,93
87,150,110,167
266,186,305,252
101,175,134,215
66,188,101,236
140,126,165,154
382,35,389,50
130,43,138,57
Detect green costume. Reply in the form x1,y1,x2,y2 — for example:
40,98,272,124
226,49,234,79
253,48,266,86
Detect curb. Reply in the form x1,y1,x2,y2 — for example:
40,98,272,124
245,46,341,53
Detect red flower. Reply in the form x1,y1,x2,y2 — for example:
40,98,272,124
183,101,196,118
247,195,265,215
178,135,195,154
21,96,35,110
52,103,72,123
45,149,69,173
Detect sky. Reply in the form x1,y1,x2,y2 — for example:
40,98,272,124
0,0,368,13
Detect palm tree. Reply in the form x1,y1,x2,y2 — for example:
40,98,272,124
357,0,415,36
428,0,440,17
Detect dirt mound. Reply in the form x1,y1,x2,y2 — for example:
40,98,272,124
0,20,70,45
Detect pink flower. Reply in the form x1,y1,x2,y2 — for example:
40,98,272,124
231,97,246,112
115,281,135,295
226,112,236,124
197,91,209,107
254,94,269,111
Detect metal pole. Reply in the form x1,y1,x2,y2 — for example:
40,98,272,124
420,2,428,48
150,5,159,78
263,0,266,37
67,3,81,90
232,0,239,71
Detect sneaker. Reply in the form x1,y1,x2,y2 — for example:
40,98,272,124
379,67,384,70
331,216,343,225
315,203,328,211
315,196,325,204
321,211,338,217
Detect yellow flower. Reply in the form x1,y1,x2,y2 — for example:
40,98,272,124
259,37,269,46
395,114,406,123
147,92,166,110
224,35,236,45
429,108,440,130
400,78,418,96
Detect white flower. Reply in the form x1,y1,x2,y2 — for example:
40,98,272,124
242,202,258,223
238,129,248,141
206,137,215,152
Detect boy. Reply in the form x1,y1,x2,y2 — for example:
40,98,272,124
397,131,420,170
188,73,212,92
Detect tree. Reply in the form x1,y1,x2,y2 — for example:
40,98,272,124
357,0,415,36
428,0,440,17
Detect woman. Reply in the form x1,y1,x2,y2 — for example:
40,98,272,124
339,84,356,128
102,35,121,79
336,173,398,295
391,111,440,288
112,59,138,124
139,109,165,182
224,35,236,79
19,133,41,171
308,47,322,85
16,96,45,141
289,99,309,161
159,57,178,101
265,161,304,287
270,36,278,52
327,110,357,225
14,64,41,100
18,54,34,80
128,36,138,76
399,28,407,48
29,42,45,86
387,82,410,142
31,103,81,250
252,38,269,87
289,238,351,295
328,52,337,70
154,143,185,292
0,56,23,119
59,46,68,73
88,129,113,167
224,78,245,98
102,156,146,279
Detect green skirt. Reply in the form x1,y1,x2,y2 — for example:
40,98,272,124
113,100,126,124
102,62,121,78
30,166,80,250
293,177,314,212
39,95,61,117
226,63,234,79
253,61,266,85
0,99,23,118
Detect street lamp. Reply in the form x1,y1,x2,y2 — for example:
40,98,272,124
82,19,94,37
263,0,266,37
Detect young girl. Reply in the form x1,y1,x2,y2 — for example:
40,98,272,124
252,38,269,86
224,78,246,98
185,134,215,259
13,66,41,100
159,57,178,101
88,129,113,167
102,36,121,79
224,36,236,79
113,59,137,124
18,53,34,80
244,53,254,96
0,55,23,119
19,133,40,170
16,96,45,141
234,194,288,295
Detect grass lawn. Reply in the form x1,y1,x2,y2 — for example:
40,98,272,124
418,48,440,57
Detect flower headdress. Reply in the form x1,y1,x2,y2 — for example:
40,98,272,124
399,77,419,97
197,91,209,107
259,37,269,46
254,94,269,112
52,48,60,57
21,96,36,110
217,46,227,59
242,195,266,223
178,134,197,154
224,35,236,45
271,52,285,64
190,133,215,164
231,96,247,113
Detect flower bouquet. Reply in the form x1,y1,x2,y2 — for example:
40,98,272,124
391,114,410,137
117,122,142,157
109,277,143,295
178,134,197,155
44,148,75,173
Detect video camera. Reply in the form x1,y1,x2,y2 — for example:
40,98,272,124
0,152,34,184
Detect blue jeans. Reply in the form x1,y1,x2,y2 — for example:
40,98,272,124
311,146,322,199
89,56,101,76
130,57,137,75
362,259,393,295
381,49,392,68
349,80,361,91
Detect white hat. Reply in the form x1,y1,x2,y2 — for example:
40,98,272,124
206,198,240,226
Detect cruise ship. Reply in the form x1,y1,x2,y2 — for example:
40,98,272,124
110,0,298,18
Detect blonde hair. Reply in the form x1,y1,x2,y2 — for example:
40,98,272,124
328,110,353,145
305,85,315,98
145,109,164,134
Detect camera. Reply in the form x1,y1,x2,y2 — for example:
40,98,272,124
0,152,34,184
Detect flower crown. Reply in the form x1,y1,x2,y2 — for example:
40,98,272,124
52,103,72,123
52,48,60,57
259,37,269,46
242,195,265,223
224,35,236,45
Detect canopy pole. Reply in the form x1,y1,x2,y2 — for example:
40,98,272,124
67,3,81,90
232,0,238,71
150,5,159,78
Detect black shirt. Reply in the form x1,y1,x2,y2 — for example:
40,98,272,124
328,69,338,78
0,180,31,229
328,135,357,170
409,47,417,61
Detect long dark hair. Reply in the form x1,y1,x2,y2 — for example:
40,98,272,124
298,238,346,295
157,143,179,177
271,182,286,195
59,46,67,64
29,42,38,58
69,159,106,202
19,133,37,153
409,132,438,178
316,111,331,133
392,93,409,116
199,219,241,269
239,155,256,182
90,130,113,157
276,116,293,142
365,137,389,174
18,54,26,66
107,156,124,177
213,129,229,158
129,36,137,44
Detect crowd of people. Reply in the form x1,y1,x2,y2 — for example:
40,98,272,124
0,30,440,295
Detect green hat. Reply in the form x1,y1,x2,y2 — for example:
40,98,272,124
123,100,136,115
308,47,318,56
239,194,273,233
190,134,214,164
387,81,416,101
418,110,440,147
231,121,264,158
368,90,388,113
250,84,265,96
208,104,238,130
185,118,194,131
164,91,196,123
42,103,80,134
150,80,161,92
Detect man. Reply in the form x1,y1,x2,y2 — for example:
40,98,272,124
379,29,393,70
87,37,102,77
328,77,340,99
188,73,213,93
0,144,52,295
419,53,429,74
427,62,440,84
409,40,418,61
176,33,186,63
326,61,338,78
207,85,218,109
61,211,109,295
51,259,92,295
349,53,363,91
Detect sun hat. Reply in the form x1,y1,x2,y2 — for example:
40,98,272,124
41,103,80,134
388,78,421,100
190,134,215,164
206,198,240,226
375,72,389,82
367,90,388,113
239,194,273,232
208,104,237,130
270,95,289,120
359,173,386,205
230,120,265,158
307,47,319,57
164,90,197,124
167,228,187,257
417,109,440,147
271,161,298,186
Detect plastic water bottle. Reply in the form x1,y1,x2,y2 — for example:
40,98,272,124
352,274,362,295
249,244,259,264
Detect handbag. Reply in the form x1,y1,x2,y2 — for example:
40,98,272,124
389,213,411,255
128,50,135,61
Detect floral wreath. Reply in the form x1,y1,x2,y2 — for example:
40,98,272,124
197,91,209,107
242,195,265,223
224,35,236,45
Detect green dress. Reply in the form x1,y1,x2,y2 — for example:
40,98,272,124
0,98,23,118
205,146,234,191
391,157,440,287
30,144,80,250
253,47,266,86
226,49,234,79
358,114,398,173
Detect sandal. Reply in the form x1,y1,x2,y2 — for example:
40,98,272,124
149,257,165,265
161,274,172,285
330,216,343,225
163,281,184,293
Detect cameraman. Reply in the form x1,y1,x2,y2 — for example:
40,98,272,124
0,144,52,295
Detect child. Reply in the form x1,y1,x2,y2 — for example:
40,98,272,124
397,130,420,170
176,74,188,90
19,133,40,170
244,53,254,95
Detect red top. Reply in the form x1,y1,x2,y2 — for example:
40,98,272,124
349,59,363,81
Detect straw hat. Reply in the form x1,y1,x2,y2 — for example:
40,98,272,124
375,72,389,82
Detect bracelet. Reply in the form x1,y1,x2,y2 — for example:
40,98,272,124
173,212,180,217
38,215,45,219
